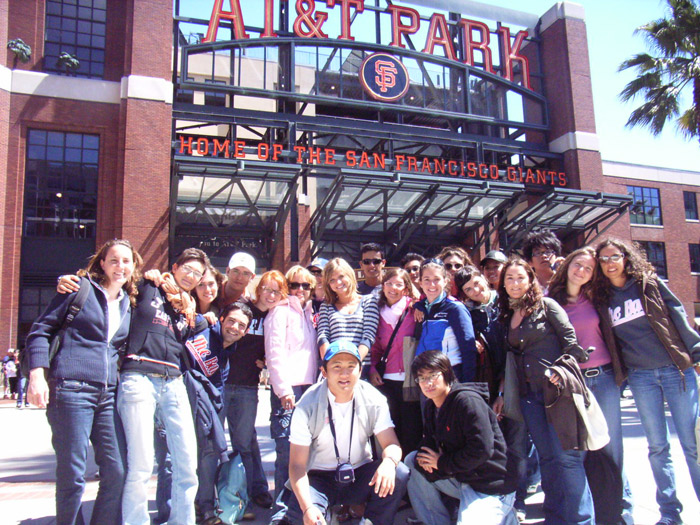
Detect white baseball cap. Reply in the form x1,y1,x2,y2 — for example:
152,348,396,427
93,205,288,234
228,252,256,274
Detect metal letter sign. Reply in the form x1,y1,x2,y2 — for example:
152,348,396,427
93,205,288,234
359,53,409,102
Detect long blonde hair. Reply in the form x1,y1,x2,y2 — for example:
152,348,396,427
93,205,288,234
322,258,358,304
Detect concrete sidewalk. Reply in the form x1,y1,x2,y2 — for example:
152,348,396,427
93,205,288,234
1,388,699,524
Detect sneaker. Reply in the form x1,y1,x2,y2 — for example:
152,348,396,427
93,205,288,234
516,508,527,522
16,404,23,409
241,508,255,521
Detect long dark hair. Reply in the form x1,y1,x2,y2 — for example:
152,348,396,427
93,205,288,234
79,239,143,307
497,256,543,321
548,246,597,306
591,238,656,306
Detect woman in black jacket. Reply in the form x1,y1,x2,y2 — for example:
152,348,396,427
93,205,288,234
118,247,209,525
498,256,593,525
26,239,142,525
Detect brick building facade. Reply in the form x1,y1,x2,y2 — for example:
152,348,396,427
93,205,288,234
0,0,698,350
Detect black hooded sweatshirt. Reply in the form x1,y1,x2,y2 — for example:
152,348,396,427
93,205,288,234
418,382,509,495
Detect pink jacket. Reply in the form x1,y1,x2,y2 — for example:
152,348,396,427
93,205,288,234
263,295,318,398
370,296,416,376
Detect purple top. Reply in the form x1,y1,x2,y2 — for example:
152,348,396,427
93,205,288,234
563,295,612,369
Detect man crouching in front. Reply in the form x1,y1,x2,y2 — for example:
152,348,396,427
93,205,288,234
275,340,409,525
405,350,516,525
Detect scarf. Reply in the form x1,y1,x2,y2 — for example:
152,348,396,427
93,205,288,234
160,272,197,327
508,296,537,316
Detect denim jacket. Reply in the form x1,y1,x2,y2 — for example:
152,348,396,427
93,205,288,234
506,297,587,392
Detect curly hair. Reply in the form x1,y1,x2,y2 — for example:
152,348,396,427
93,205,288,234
79,239,143,307
497,256,543,321
591,238,656,307
548,246,597,307
522,228,562,261
437,245,473,267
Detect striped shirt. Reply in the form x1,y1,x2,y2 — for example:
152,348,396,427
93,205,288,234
317,294,380,366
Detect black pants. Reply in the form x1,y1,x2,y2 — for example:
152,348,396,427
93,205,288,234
280,460,410,524
378,379,423,457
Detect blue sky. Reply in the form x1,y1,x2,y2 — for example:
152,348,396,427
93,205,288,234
183,0,700,171
488,0,700,171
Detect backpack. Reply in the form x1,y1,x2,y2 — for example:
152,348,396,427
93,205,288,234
216,452,249,524
19,277,90,377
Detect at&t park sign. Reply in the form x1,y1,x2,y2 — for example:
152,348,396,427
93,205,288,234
203,0,533,90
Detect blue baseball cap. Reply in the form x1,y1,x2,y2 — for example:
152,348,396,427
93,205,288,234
323,340,361,364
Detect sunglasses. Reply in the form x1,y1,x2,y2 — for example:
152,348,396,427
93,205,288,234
362,258,383,266
444,263,463,271
599,254,625,264
289,282,311,290
308,269,323,275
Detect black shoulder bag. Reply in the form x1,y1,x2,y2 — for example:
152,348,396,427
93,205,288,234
20,276,90,376
375,308,410,377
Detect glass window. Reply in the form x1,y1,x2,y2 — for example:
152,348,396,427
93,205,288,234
24,129,98,238
628,186,662,226
690,244,700,273
43,0,106,78
636,240,668,279
684,191,698,221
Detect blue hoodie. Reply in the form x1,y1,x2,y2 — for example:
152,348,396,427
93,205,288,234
415,293,477,382
186,319,232,395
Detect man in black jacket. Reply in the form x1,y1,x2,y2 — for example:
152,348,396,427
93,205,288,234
405,350,516,525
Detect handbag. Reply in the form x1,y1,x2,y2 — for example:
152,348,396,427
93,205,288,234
375,308,409,377
402,335,420,402
573,388,610,451
502,352,524,422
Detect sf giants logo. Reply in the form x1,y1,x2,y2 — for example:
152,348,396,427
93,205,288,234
375,60,397,93
360,53,409,102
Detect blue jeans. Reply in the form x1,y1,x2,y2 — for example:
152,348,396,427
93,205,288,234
405,451,516,525
627,365,700,520
118,373,198,525
47,379,126,525
153,415,171,525
520,389,594,525
584,366,634,523
224,385,268,498
279,460,410,524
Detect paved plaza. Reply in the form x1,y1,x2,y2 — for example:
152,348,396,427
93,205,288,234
1,386,699,525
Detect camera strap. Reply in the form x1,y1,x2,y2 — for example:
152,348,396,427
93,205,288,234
327,398,355,465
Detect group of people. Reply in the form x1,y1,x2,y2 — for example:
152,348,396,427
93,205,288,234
21,230,700,525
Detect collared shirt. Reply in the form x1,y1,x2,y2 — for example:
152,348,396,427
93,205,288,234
289,387,393,471
95,284,125,343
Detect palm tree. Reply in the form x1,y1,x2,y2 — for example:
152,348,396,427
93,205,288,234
618,0,700,144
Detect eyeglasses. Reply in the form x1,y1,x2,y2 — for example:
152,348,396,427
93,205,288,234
405,265,420,273
181,265,204,280
415,372,442,385
362,258,383,266
533,249,556,258
599,254,625,264
289,282,311,290
444,263,463,271
260,286,281,297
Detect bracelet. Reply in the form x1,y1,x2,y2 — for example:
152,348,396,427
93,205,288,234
302,506,314,516
497,391,504,397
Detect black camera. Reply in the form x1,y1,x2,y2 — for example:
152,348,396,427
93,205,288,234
335,462,355,484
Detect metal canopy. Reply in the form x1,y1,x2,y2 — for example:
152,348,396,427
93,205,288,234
171,155,300,262
309,170,525,260
502,188,632,248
